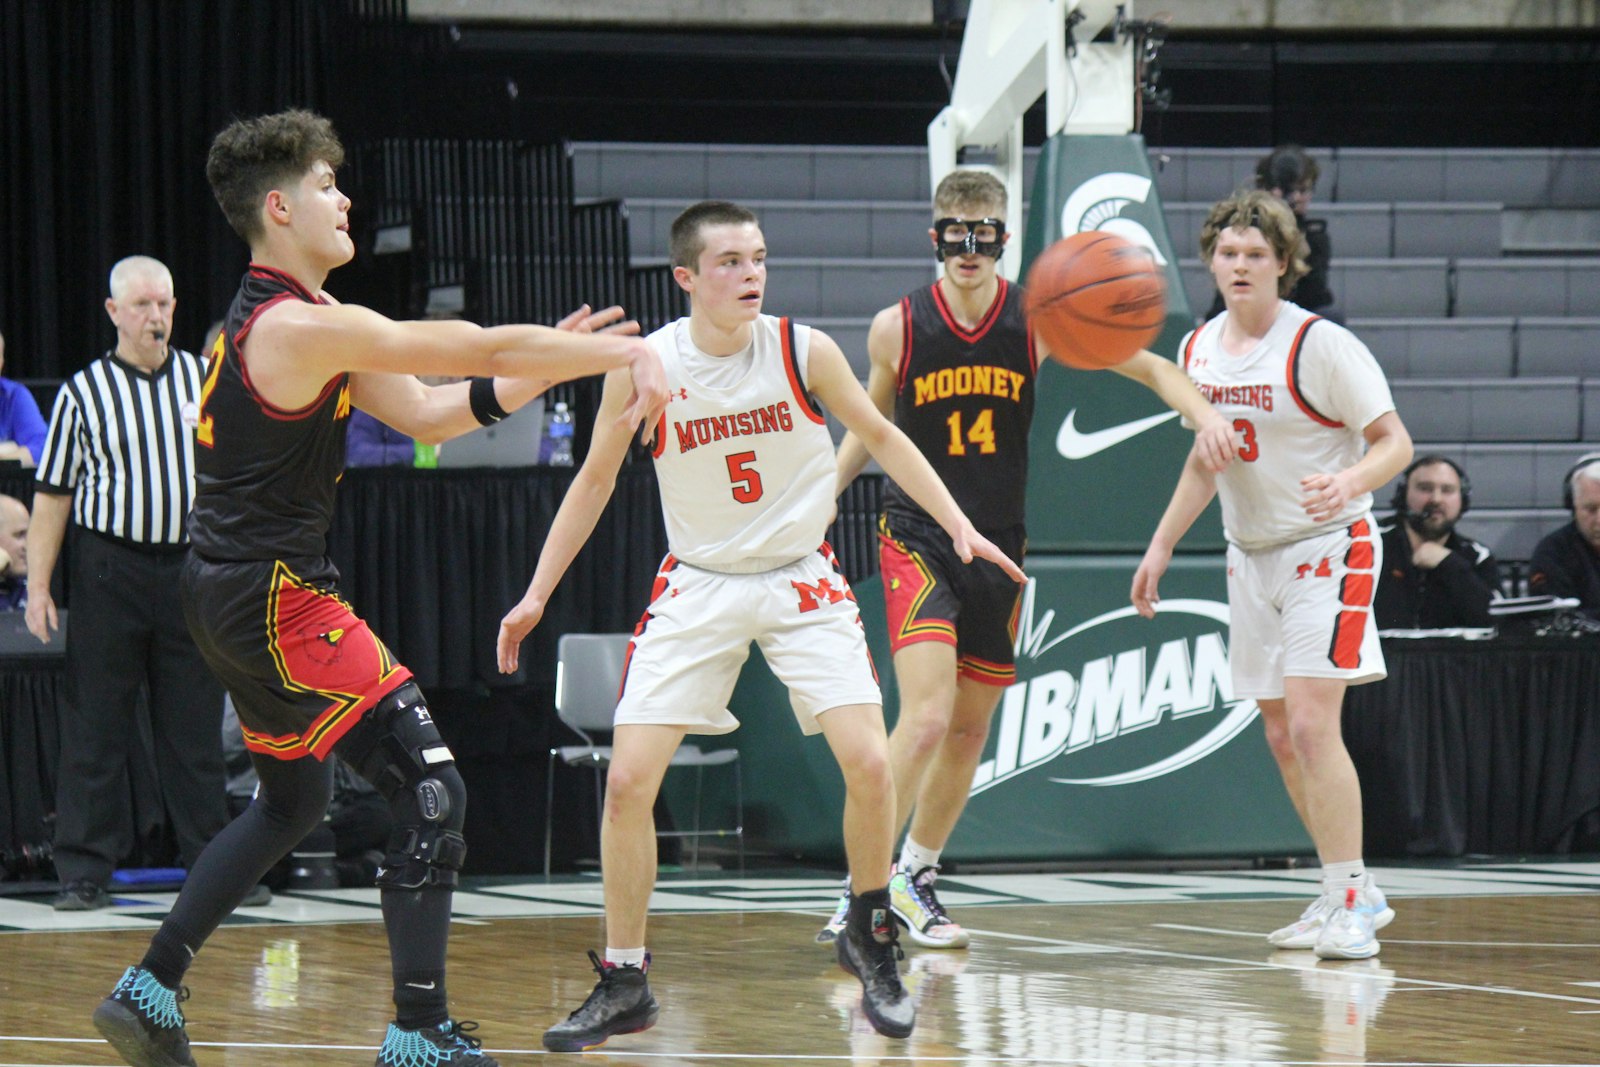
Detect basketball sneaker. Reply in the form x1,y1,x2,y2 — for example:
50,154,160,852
836,906,916,1039
375,1019,499,1066
1268,878,1393,950
542,950,659,1052
91,966,196,1067
815,878,851,945
1314,884,1384,960
889,864,970,949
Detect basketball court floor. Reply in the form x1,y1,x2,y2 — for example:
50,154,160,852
3,859,1599,1065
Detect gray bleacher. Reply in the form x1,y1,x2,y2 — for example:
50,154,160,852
576,142,1600,561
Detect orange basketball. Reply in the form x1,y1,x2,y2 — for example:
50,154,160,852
1024,231,1167,369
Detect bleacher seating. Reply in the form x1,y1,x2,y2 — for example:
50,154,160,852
526,142,1600,566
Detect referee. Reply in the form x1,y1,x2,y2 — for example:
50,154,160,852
26,255,229,911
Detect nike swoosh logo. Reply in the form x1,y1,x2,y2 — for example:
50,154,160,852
405,981,437,990
1056,408,1179,459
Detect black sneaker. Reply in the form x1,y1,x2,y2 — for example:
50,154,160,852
837,911,915,1039
54,878,110,911
91,966,196,1067
542,950,659,1052
375,1019,498,1066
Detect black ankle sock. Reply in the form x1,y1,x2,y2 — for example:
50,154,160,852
141,921,202,990
393,969,448,1030
847,886,891,938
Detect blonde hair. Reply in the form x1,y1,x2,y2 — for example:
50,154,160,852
933,170,1007,218
1198,190,1308,298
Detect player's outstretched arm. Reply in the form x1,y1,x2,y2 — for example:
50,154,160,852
353,305,647,445
1131,448,1219,618
809,330,1023,583
248,299,666,433
833,304,901,496
1113,350,1235,472
497,367,639,675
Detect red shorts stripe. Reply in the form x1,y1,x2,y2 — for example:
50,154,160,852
958,655,1016,687
1340,573,1375,607
1330,610,1367,669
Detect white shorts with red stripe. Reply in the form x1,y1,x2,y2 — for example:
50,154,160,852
615,547,882,736
1225,514,1386,700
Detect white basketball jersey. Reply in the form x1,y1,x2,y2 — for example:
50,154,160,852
647,314,836,571
1181,302,1396,550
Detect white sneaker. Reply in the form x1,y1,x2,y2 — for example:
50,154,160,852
1268,877,1394,950
1314,883,1389,959
815,879,851,946
889,864,970,949
1267,893,1337,949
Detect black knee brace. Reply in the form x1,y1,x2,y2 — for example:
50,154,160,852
340,683,469,890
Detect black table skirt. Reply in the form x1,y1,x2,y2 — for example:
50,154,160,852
1345,634,1600,858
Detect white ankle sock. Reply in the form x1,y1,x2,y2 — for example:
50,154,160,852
1321,860,1366,895
605,947,646,969
899,837,941,875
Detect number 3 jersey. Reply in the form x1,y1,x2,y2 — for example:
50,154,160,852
1180,301,1396,551
884,280,1035,531
647,314,836,572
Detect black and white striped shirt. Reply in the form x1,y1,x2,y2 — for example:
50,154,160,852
34,349,207,547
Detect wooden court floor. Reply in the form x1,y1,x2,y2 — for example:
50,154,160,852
2,862,1599,1065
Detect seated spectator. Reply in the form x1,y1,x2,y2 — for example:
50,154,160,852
0,493,27,610
1528,453,1600,617
1375,456,1498,629
345,408,416,467
0,328,47,467
1208,145,1342,324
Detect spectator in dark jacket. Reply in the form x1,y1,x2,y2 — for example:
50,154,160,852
1376,456,1499,629
1528,454,1600,617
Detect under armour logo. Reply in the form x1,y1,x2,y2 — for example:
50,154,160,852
669,387,689,401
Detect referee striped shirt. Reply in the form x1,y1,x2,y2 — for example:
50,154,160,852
34,348,207,547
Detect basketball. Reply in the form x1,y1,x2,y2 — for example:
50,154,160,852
1024,231,1167,370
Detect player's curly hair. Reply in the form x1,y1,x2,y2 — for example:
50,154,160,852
1198,189,1309,298
933,170,1007,217
207,109,346,243
670,200,760,270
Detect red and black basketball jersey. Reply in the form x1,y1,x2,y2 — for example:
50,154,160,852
188,265,352,562
883,279,1037,530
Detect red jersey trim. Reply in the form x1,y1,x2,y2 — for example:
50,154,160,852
894,295,914,393
1284,316,1342,428
234,274,346,422
1181,321,1208,371
779,317,826,425
930,278,1007,344
650,413,667,459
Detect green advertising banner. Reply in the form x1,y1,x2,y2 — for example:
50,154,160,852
723,556,1309,864
1022,132,1225,552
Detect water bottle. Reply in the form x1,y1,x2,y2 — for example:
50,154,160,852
542,401,575,466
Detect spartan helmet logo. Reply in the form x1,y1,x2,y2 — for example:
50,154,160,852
1059,173,1168,266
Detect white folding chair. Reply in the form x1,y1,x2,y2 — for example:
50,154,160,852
543,633,744,877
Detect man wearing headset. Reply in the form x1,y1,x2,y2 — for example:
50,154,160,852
1374,454,1499,630
1528,453,1600,617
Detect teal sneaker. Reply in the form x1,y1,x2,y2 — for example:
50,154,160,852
92,966,196,1067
